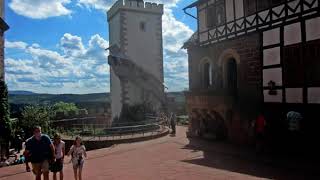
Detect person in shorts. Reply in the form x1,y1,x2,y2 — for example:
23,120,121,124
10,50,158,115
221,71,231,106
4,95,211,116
50,134,65,180
170,113,177,135
67,136,86,180
25,126,55,180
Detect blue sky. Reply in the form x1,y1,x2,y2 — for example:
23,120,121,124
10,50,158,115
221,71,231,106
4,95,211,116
4,0,197,94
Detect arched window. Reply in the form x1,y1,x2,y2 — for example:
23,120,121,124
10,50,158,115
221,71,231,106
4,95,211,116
203,62,213,88
218,49,240,96
226,58,237,95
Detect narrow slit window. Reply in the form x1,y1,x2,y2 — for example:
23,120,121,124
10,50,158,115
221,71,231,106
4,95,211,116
140,22,146,32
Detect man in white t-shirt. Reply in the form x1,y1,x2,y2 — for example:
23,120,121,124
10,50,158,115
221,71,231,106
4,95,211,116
51,134,65,180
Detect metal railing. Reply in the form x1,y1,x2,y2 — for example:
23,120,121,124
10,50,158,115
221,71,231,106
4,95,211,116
60,116,170,141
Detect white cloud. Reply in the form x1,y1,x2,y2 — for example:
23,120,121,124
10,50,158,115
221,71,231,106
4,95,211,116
6,0,193,92
31,43,41,48
5,33,110,94
86,34,109,65
5,40,28,49
5,58,41,92
5,58,36,75
162,8,193,53
96,64,110,76
77,0,115,11
27,46,71,68
161,8,193,91
60,33,85,56
88,34,109,49
9,0,72,19
149,0,180,7
77,0,181,11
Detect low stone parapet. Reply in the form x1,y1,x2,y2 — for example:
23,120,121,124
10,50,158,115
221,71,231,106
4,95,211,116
63,127,169,151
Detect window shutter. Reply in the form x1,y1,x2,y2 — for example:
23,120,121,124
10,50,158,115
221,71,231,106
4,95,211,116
245,0,257,16
271,0,286,6
206,6,215,28
305,40,320,86
257,0,271,11
283,44,304,87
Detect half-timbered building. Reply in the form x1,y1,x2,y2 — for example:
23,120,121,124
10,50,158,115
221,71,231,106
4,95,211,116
183,0,320,145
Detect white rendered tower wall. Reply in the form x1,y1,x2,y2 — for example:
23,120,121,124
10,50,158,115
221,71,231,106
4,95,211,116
107,0,164,119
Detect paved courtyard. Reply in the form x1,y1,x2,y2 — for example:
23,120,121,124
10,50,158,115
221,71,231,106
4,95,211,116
0,126,317,180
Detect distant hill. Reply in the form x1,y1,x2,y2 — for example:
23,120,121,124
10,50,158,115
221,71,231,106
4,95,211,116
8,91,187,116
9,90,36,95
8,92,185,105
9,93,111,105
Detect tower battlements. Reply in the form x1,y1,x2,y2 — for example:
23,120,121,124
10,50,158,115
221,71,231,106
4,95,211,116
107,0,163,21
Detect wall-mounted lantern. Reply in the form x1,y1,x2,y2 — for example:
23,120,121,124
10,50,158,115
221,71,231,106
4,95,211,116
268,80,277,95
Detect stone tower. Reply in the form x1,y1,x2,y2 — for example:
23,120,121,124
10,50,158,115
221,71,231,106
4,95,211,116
0,0,9,81
107,0,165,120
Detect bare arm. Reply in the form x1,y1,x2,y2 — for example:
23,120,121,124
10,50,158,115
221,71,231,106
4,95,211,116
23,149,29,154
23,141,30,165
23,149,30,157
50,144,55,160
62,144,65,159
83,146,87,158
67,146,73,156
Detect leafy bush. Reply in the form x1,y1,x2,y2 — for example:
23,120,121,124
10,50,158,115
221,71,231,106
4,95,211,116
52,102,79,119
0,81,12,139
21,105,54,137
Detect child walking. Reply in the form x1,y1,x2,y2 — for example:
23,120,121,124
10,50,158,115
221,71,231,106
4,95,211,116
67,136,87,180
51,134,65,180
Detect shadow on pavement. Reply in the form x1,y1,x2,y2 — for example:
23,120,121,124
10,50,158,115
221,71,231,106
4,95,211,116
181,137,320,180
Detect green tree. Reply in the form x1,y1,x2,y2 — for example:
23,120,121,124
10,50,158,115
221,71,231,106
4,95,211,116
21,105,53,137
0,81,12,138
52,102,79,118
0,81,12,158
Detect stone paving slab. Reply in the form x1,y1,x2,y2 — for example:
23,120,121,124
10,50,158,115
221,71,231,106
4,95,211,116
0,126,318,180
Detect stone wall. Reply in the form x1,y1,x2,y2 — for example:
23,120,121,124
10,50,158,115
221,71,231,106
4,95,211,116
0,31,3,81
189,32,261,91
188,32,263,115
187,32,262,144
0,0,3,18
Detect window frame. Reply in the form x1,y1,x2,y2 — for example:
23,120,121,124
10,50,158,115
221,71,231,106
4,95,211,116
206,0,226,28
139,21,146,32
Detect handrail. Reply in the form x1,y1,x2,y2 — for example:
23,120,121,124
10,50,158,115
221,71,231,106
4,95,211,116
52,116,159,126
51,116,97,123
69,119,167,128
64,120,169,140
58,112,172,140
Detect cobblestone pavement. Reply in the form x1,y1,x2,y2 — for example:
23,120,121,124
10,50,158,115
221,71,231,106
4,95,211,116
0,126,317,180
